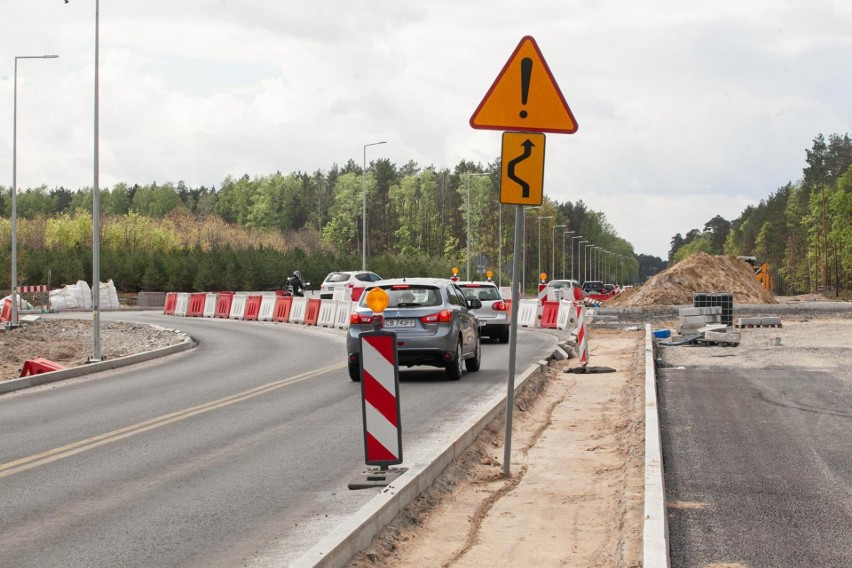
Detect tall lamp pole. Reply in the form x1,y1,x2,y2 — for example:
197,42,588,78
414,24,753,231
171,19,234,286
11,55,59,329
466,173,489,280
571,235,583,281
562,230,574,279
537,216,552,283
362,140,386,271
522,207,539,294
552,224,566,280
584,244,594,282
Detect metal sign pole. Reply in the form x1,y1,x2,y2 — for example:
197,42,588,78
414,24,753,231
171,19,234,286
503,204,524,476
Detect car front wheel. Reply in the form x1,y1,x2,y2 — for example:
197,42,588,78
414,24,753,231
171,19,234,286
445,339,463,380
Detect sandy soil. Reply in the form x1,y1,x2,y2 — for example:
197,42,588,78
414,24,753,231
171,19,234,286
659,316,852,370
0,317,190,381
348,328,646,568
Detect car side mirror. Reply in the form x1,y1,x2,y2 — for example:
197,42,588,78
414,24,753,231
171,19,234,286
468,298,482,309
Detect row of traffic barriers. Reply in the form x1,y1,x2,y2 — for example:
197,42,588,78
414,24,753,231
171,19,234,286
163,291,356,330
161,289,581,334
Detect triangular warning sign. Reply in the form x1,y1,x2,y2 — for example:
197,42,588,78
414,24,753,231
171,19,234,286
470,36,577,134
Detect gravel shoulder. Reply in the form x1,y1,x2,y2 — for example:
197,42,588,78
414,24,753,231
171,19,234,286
0,316,190,381
348,327,646,568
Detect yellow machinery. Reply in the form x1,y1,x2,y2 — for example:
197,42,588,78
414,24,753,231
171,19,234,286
738,256,772,291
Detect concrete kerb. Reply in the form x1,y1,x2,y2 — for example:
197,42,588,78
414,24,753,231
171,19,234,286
0,338,197,396
644,323,671,567
291,358,551,568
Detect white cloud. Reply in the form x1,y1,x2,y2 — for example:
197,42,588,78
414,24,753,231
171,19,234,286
1,0,849,257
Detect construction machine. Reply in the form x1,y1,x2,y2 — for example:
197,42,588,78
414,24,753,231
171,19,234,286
737,256,772,291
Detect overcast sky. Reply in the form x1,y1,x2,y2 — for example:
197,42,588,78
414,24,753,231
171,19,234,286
2,1,850,258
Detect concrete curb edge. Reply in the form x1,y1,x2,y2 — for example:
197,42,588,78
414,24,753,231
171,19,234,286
0,339,197,396
643,323,671,566
291,359,550,568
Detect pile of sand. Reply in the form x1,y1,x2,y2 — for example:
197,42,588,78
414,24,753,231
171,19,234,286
610,252,777,306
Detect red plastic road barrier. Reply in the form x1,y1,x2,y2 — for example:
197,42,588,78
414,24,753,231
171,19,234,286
304,298,321,326
0,298,10,322
351,287,365,302
540,301,559,329
214,293,234,318
360,331,402,466
19,285,49,293
505,299,512,323
20,358,66,377
163,292,177,315
273,296,293,322
243,295,263,321
187,293,206,317
588,291,615,302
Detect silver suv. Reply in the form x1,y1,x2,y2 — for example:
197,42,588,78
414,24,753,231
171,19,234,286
456,281,510,343
346,278,482,381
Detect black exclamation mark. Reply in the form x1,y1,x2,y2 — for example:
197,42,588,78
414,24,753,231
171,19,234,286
519,57,532,119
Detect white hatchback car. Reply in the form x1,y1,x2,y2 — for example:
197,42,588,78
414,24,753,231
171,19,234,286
456,281,510,343
319,271,382,299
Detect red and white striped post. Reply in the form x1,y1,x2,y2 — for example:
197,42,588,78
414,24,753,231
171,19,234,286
359,329,402,466
572,286,588,366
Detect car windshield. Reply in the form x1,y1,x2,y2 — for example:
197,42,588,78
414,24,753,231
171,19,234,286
459,286,500,302
550,281,572,289
374,286,442,308
327,273,351,283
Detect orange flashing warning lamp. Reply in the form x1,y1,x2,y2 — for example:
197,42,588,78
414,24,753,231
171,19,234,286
540,273,547,283
366,288,389,313
486,270,493,282
365,287,390,329
451,266,460,282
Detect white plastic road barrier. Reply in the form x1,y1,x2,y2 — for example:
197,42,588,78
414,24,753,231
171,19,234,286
517,299,538,328
290,296,307,324
229,294,247,319
317,299,337,327
332,287,348,301
335,301,353,329
174,293,190,317
203,293,217,318
556,300,577,331
258,295,276,321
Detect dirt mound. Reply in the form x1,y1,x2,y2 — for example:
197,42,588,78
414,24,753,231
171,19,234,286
609,252,777,306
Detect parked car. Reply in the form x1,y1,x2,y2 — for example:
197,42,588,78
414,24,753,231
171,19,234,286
456,281,510,343
320,271,382,299
542,279,583,301
347,278,482,381
581,280,606,294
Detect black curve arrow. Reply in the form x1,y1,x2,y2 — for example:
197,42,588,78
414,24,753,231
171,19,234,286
507,139,534,198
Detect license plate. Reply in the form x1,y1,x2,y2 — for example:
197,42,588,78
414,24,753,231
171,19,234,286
385,318,415,328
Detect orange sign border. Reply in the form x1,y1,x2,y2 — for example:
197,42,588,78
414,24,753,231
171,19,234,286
470,35,578,134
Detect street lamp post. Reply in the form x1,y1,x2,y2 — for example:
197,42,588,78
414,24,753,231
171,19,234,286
11,54,59,329
572,236,583,281
552,224,566,280
537,216,553,284
362,140,386,271
522,207,539,294
584,244,594,282
562,230,574,279
466,172,489,280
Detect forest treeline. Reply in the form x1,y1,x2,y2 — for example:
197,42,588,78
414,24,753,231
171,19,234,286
0,158,643,293
668,132,852,297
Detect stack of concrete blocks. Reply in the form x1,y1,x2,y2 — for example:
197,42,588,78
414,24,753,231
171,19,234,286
734,316,783,328
677,306,742,346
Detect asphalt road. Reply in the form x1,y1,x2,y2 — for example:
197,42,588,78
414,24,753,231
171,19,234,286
0,313,555,567
659,365,852,568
